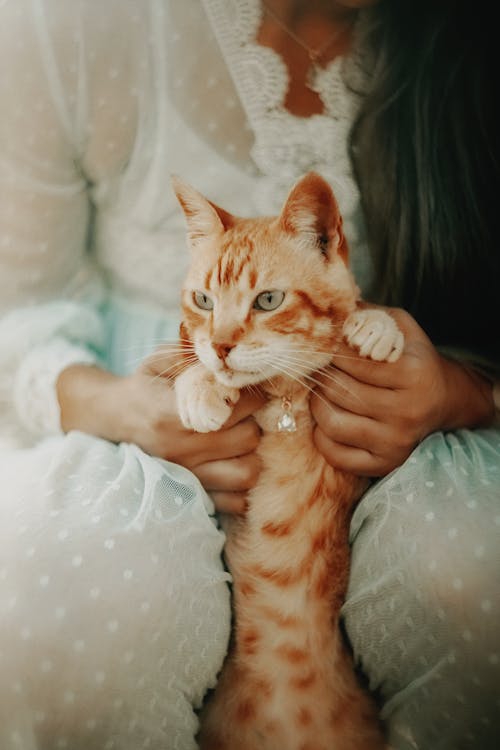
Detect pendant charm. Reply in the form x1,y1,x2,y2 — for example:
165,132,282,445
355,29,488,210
277,397,297,433
306,62,320,92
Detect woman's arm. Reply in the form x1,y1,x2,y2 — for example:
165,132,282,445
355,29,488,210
310,307,496,476
0,2,109,441
0,3,263,510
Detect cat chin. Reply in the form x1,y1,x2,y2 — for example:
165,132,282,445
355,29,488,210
213,370,264,389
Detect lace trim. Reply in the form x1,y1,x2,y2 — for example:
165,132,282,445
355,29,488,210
203,0,366,218
206,0,364,123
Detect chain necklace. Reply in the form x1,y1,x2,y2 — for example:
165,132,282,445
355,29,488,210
261,1,357,72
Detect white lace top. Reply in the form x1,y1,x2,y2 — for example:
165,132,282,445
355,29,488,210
0,0,371,446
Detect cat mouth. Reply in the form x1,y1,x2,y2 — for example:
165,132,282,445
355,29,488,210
216,361,260,377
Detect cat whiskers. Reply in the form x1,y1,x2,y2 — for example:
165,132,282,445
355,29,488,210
270,366,339,418
119,336,189,351
144,347,195,362
121,338,195,368
276,345,368,363
245,381,265,399
264,359,334,414
148,355,200,385
272,352,369,408
269,353,372,405
250,363,280,396
265,355,365,413
124,345,196,369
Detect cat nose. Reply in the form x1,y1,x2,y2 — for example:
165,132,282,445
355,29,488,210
213,342,233,361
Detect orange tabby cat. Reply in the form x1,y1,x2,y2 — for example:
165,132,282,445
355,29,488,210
173,172,403,750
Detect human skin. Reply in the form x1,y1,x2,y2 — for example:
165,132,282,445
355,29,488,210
310,306,495,477
57,356,265,515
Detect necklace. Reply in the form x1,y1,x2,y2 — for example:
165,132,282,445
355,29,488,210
262,1,357,72
277,395,297,432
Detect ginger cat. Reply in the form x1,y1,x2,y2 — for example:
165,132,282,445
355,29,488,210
172,172,403,750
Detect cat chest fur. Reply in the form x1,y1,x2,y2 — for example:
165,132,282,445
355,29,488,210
198,396,384,750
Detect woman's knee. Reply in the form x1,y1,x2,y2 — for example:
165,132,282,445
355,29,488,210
342,429,500,745
346,429,499,620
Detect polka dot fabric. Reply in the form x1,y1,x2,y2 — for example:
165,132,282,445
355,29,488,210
0,434,231,749
0,0,499,747
343,429,500,749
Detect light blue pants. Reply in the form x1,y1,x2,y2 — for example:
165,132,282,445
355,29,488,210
343,428,500,749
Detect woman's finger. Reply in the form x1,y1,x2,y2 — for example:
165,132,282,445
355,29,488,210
179,418,260,466
210,491,248,515
330,341,407,388
222,389,266,427
313,426,396,477
311,397,404,456
313,368,395,420
193,453,261,493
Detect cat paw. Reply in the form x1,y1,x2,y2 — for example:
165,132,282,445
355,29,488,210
343,309,404,362
175,366,240,432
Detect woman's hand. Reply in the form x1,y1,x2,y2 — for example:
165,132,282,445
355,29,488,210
311,306,495,477
57,348,266,513
130,350,264,513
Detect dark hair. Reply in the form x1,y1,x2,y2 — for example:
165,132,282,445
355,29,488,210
350,0,499,371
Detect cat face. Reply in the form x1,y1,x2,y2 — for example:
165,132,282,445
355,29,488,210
173,172,359,389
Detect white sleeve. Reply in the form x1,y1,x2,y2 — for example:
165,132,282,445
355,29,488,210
0,0,105,441
0,303,105,442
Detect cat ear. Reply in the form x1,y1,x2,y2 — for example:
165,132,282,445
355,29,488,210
279,172,348,261
171,175,235,246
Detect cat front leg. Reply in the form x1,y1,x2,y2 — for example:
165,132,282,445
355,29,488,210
175,364,240,433
343,308,404,363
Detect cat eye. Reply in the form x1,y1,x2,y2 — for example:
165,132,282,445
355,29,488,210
193,291,214,310
253,290,285,311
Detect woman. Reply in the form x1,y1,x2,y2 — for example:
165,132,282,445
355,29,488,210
0,1,498,748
